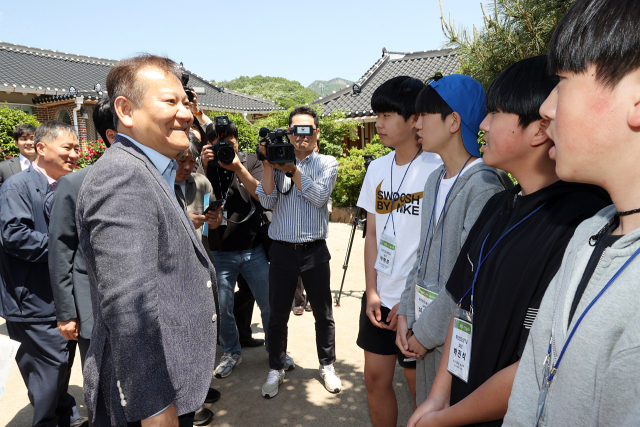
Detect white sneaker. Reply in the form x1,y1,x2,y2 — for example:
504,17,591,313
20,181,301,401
319,363,342,393
214,353,242,378
261,369,285,398
283,354,295,371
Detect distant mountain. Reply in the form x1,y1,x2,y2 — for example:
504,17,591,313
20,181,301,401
211,75,318,109
308,78,354,96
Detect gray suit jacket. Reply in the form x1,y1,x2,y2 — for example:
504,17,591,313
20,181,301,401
49,166,93,339
0,157,22,186
76,135,219,426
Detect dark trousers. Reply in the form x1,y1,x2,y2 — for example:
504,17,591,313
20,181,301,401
77,337,90,370
234,273,255,342
94,389,194,427
127,413,194,426
6,320,80,427
267,241,335,370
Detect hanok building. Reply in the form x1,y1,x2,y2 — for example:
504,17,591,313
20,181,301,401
312,48,460,149
0,41,278,142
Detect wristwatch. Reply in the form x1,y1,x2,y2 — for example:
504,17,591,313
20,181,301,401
285,165,297,178
193,108,203,117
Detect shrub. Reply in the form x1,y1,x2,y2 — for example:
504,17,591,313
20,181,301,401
76,140,107,169
332,138,391,207
0,106,40,161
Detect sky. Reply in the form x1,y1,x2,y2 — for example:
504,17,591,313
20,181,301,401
0,0,487,87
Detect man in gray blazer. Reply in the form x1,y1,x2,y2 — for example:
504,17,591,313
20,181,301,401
0,123,37,185
76,55,219,427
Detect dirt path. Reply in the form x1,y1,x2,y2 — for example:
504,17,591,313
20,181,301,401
0,222,415,427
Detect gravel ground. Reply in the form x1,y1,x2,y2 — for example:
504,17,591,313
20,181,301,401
0,222,414,427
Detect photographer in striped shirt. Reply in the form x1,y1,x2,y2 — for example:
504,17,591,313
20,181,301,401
256,106,340,399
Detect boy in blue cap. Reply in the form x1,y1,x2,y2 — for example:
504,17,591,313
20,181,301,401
396,73,508,406
406,55,610,427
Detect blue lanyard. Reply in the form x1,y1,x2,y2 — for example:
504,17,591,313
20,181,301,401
381,148,421,237
544,242,640,384
457,201,548,311
417,156,473,282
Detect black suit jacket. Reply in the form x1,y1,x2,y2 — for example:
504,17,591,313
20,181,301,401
0,157,23,186
0,166,55,321
49,166,93,339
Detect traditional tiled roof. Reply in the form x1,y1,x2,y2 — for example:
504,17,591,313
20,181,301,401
0,41,278,113
312,48,460,118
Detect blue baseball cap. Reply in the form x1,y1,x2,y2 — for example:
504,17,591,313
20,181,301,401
428,74,486,157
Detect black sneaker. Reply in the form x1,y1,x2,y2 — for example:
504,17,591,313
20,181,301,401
240,337,265,347
204,388,221,404
69,416,89,427
193,407,214,426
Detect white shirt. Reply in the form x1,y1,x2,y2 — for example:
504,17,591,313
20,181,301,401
434,158,484,224
357,151,442,308
19,154,32,171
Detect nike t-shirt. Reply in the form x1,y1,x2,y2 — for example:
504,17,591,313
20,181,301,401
357,150,442,308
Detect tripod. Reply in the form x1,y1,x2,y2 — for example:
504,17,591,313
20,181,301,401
335,155,374,307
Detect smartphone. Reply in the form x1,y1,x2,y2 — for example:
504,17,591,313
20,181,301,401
203,199,224,215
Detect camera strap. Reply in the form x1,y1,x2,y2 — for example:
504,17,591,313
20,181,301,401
218,153,257,225
275,160,296,195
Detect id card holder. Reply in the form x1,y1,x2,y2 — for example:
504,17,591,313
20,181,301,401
374,233,396,277
221,210,228,226
447,307,473,383
414,279,438,321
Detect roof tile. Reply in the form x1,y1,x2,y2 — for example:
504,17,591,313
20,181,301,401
0,41,278,112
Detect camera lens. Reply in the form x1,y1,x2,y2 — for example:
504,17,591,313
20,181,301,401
218,146,235,164
276,148,286,159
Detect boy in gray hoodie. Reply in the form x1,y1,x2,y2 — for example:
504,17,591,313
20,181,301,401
504,0,640,425
396,74,507,404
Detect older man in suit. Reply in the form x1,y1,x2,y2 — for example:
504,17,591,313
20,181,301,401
0,121,85,427
76,55,219,427
0,123,37,185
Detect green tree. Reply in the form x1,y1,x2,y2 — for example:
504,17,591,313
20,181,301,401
213,76,318,109
441,0,574,89
332,137,392,207
0,106,40,161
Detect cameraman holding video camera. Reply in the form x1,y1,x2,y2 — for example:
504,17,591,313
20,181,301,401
204,118,272,379
256,106,340,399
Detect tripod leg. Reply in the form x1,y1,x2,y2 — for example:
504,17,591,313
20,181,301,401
335,208,362,307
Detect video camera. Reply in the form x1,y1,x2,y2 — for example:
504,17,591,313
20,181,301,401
211,116,236,165
255,125,314,165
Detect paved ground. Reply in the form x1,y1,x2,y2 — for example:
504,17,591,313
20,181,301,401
0,222,415,427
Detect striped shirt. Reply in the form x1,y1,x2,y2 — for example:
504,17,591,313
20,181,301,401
256,150,338,243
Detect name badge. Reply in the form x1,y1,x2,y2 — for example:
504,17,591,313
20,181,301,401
221,210,228,226
374,233,396,276
415,279,438,321
447,308,473,383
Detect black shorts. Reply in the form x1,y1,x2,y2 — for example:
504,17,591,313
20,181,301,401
356,293,416,369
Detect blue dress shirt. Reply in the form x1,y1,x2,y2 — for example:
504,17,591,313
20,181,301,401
118,134,178,193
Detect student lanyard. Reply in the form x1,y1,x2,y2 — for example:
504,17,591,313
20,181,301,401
457,202,548,312
536,242,640,426
380,148,422,237
417,156,473,282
